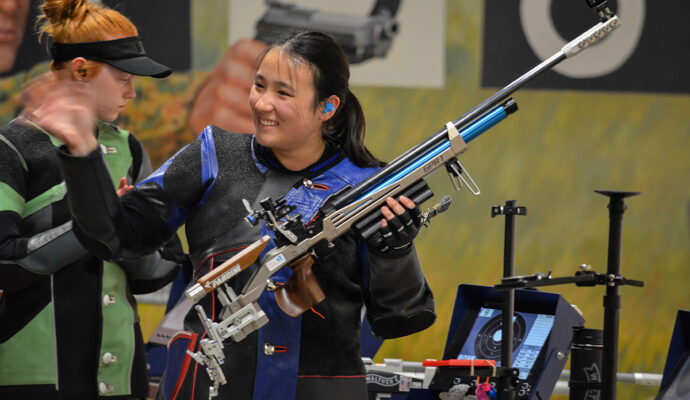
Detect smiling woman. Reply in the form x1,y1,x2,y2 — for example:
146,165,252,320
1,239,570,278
0,0,29,73
250,50,333,170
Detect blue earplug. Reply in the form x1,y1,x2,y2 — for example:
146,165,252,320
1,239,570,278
323,102,334,114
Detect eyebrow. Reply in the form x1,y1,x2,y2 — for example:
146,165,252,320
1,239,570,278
255,73,295,92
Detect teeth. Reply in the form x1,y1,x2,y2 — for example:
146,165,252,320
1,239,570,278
259,119,278,126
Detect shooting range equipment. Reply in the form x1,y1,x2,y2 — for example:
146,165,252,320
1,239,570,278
490,199,528,399
427,284,585,400
568,327,604,400
496,190,644,399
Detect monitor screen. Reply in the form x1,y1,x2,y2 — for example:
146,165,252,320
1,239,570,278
455,307,555,380
432,285,583,399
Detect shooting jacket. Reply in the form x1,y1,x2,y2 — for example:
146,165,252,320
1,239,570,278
54,125,436,400
0,120,182,399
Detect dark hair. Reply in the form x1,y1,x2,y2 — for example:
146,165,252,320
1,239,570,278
274,31,383,167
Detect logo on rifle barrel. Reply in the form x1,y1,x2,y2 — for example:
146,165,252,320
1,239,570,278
204,264,241,289
423,155,444,173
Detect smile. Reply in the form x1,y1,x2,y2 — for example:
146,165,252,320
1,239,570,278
259,118,278,127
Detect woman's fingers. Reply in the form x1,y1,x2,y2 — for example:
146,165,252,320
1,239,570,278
23,75,99,155
372,196,423,254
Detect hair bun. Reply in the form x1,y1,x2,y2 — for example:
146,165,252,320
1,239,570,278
41,0,89,26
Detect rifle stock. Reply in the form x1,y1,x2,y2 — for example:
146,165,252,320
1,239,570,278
187,236,270,303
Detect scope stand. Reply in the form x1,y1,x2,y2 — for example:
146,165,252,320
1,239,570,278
495,190,643,400
491,200,527,400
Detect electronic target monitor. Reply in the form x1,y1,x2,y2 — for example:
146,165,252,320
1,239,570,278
455,306,555,381
431,284,584,400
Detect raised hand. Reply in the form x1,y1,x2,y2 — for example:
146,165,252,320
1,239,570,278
21,70,98,156
20,72,57,116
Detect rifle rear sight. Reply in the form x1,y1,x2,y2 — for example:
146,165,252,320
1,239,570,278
244,196,296,227
243,196,304,245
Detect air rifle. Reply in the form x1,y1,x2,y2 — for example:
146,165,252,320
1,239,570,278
183,3,621,397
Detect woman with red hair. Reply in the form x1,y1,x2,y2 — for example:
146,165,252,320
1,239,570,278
0,1,182,398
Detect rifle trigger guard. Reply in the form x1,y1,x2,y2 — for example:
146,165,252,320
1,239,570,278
446,158,480,195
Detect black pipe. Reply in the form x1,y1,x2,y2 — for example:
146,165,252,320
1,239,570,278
594,190,640,400
491,200,527,400
501,200,516,400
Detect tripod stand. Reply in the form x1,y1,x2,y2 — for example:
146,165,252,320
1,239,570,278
495,191,644,400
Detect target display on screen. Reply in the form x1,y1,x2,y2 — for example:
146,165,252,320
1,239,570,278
456,307,555,380
433,285,585,399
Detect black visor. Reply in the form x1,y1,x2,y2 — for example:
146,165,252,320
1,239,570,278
51,36,172,78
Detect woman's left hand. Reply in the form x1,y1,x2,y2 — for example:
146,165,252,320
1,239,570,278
375,195,423,254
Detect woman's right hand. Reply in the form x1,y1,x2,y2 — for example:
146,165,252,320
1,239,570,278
22,71,99,156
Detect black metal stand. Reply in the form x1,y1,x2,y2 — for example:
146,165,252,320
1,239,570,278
494,190,643,400
595,190,640,400
491,200,527,400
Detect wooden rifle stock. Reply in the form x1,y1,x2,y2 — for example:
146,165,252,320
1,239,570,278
193,237,271,297
274,254,326,317
190,236,326,316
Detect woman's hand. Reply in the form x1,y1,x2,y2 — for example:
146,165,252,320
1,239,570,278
374,195,423,254
21,71,98,156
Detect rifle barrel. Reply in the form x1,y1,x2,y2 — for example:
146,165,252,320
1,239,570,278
357,100,516,200
331,51,565,209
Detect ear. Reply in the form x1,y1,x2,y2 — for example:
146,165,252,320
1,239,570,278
319,95,340,121
70,57,88,81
